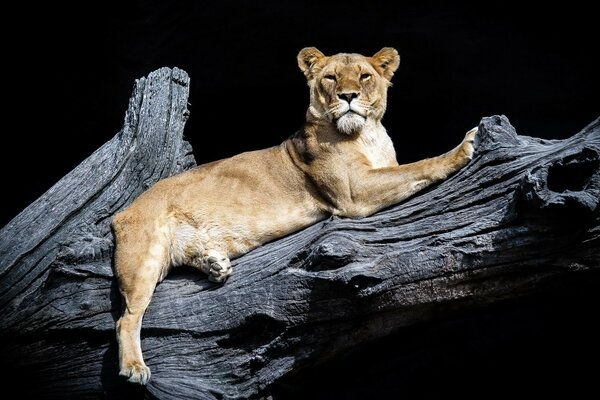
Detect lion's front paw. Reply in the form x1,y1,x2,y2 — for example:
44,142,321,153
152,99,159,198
450,127,478,169
120,361,151,385
460,127,478,161
206,253,232,283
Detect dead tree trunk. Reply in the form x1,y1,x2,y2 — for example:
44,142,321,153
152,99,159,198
0,67,598,399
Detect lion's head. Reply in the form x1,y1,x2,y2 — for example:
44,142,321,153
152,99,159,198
297,47,400,135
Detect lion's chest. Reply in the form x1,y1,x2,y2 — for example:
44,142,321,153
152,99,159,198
358,126,397,168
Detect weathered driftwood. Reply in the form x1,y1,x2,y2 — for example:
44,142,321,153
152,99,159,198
0,67,598,399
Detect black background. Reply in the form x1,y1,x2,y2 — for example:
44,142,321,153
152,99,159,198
2,1,598,398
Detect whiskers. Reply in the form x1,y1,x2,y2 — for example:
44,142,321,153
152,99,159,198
327,101,376,118
355,101,378,117
324,103,346,119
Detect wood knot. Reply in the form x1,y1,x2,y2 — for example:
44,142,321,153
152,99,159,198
288,233,360,271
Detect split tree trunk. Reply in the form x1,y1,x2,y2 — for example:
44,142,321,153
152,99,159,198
0,68,598,399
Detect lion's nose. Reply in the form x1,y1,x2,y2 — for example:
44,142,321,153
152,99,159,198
338,92,359,103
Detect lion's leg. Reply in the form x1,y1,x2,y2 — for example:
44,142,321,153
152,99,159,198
190,248,232,283
115,251,165,385
113,214,169,385
346,127,477,217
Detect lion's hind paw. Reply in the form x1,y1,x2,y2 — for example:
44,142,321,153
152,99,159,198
120,362,151,385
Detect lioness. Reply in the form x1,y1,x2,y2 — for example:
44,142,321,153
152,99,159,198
112,47,477,384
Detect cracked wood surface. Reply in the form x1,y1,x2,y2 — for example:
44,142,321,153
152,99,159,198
0,67,598,399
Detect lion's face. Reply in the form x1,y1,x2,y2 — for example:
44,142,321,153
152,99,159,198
298,47,400,135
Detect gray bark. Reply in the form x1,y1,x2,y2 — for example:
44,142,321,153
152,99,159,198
0,67,598,399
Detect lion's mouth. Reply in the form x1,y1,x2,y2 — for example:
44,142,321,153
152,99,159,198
340,109,366,119
335,110,367,135
334,111,363,123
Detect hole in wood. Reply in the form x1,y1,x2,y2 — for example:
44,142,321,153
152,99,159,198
217,313,285,351
348,275,383,291
547,149,599,193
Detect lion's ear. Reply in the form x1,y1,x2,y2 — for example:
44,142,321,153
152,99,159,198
297,47,326,79
371,47,400,81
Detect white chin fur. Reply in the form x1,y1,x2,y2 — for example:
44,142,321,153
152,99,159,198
336,113,366,135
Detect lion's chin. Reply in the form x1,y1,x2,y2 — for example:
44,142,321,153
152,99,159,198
336,112,366,135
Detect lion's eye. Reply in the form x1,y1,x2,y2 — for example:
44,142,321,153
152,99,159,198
360,73,372,81
324,75,337,82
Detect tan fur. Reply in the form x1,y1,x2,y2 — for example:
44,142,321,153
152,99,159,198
113,47,477,384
